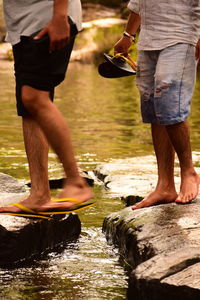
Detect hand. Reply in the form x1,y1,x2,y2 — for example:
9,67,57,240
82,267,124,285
114,36,132,56
33,16,70,52
195,39,200,61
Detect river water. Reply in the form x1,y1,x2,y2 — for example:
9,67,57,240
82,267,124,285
0,53,200,299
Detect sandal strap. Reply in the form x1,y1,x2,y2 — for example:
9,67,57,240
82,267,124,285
13,203,36,214
51,198,82,204
114,53,137,71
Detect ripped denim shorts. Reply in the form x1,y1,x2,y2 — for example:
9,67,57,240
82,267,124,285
136,43,197,125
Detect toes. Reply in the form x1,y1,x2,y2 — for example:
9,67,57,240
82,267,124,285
132,203,141,210
176,193,196,204
132,199,150,210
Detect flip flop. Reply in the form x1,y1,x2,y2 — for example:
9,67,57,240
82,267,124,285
38,198,95,215
0,203,51,220
98,53,137,78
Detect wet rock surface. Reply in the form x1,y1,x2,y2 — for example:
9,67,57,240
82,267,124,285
98,155,200,299
0,214,81,268
103,200,200,299
0,172,89,267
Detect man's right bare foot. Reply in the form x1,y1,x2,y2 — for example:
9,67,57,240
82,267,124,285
132,189,178,210
175,172,199,204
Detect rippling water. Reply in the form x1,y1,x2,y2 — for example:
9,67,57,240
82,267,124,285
0,55,200,299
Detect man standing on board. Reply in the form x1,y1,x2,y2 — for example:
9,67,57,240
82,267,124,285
0,0,93,216
114,0,200,209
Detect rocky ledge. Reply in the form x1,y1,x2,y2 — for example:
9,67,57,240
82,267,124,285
96,155,200,299
103,198,200,299
0,172,94,268
0,213,81,268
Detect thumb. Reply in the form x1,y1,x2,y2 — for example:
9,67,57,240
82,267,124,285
33,27,48,40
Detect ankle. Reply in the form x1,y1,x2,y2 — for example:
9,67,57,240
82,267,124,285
65,177,89,188
157,180,176,191
30,191,51,201
181,169,198,177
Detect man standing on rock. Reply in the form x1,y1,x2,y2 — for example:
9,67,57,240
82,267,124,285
114,0,200,209
0,0,93,216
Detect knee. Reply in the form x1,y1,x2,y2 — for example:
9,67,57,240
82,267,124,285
21,86,47,114
21,86,37,109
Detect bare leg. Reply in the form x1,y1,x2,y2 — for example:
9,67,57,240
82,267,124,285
21,116,51,208
21,86,92,211
0,85,92,213
133,124,178,209
166,121,199,203
0,116,51,212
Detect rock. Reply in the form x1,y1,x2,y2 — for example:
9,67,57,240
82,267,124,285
103,200,200,299
0,172,82,267
0,213,81,268
0,192,29,207
0,173,26,193
94,155,200,198
94,156,176,198
0,173,27,206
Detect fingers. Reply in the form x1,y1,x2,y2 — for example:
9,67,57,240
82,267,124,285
49,36,69,52
114,37,132,56
33,23,70,52
33,28,48,40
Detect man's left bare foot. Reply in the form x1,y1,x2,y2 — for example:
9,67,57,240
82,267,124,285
175,172,199,204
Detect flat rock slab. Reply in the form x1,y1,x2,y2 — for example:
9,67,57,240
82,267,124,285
0,213,81,268
103,200,200,299
94,154,200,198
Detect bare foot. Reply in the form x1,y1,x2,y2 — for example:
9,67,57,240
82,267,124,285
175,172,199,204
38,178,93,212
132,188,178,210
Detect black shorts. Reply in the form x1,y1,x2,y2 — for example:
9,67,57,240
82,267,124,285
13,18,78,116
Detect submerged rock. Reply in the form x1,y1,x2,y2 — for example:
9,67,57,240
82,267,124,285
0,213,81,268
103,200,200,299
